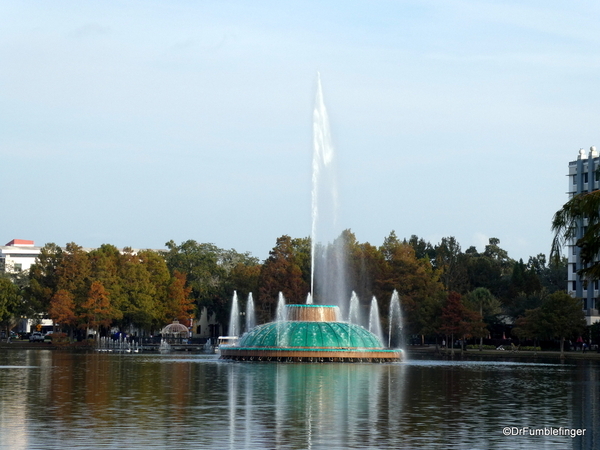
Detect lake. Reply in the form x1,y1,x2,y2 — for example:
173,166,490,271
0,350,597,449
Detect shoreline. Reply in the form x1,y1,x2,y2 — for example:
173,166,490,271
3,340,600,361
405,345,600,361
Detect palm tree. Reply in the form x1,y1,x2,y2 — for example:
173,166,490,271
551,190,600,279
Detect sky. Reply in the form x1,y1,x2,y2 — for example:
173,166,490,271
2,1,600,263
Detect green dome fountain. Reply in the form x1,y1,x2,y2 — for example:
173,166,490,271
219,304,402,363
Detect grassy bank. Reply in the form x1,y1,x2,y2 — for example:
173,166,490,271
406,345,600,360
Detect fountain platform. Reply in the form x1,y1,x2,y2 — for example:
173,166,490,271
220,305,402,362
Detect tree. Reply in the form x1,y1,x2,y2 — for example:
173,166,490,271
165,270,194,324
48,289,77,332
539,291,587,355
118,249,161,330
465,287,501,349
81,281,114,334
258,235,308,322
512,307,544,345
377,234,445,339
512,291,586,354
405,235,436,262
434,237,468,293
163,240,234,327
440,292,485,353
551,190,600,279
26,243,63,314
0,278,20,336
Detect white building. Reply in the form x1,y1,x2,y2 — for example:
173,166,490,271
0,239,41,273
567,147,600,325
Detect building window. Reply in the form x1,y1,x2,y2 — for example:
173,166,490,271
14,263,22,272
572,281,577,291
573,263,577,273
584,173,589,183
573,175,577,185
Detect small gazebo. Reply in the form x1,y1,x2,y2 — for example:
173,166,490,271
160,319,189,344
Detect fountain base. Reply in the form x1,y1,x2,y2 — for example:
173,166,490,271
220,305,402,363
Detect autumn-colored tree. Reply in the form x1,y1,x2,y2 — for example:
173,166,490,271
165,270,194,324
48,289,77,332
440,291,485,353
258,235,308,323
55,243,92,302
377,232,445,339
88,244,125,313
80,281,115,334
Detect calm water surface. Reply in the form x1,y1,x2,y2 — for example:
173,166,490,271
0,350,597,449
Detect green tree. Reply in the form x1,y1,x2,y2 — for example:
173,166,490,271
118,248,161,331
26,243,63,314
163,240,232,328
512,291,586,354
551,190,600,279
434,237,468,293
0,278,20,337
539,291,587,355
465,287,501,350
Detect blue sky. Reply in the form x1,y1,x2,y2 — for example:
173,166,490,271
2,1,600,262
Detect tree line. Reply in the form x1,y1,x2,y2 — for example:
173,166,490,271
0,231,589,349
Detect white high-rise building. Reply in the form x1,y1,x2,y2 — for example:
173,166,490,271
567,147,600,325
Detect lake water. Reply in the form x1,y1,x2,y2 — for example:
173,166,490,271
0,350,598,450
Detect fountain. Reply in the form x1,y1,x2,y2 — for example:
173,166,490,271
220,304,400,362
348,291,361,325
220,75,402,362
368,296,384,344
228,291,240,337
388,290,403,349
245,293,256,332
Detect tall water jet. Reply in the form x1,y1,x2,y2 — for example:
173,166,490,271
306,292,313,304
348,291,361,326
229,291,240,337
388,290,403,349
311,74,347,312
276,292,287,322
368,296,383,344
246,292,256,332
275,292,288,347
